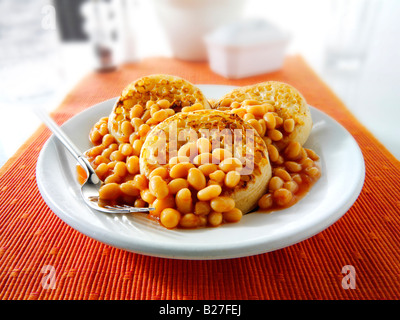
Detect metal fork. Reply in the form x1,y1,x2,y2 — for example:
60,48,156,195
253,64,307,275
34,107,154,214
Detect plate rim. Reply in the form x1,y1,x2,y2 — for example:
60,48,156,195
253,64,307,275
36,85,365,260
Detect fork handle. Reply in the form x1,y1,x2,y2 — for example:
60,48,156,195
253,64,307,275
34,107,99,183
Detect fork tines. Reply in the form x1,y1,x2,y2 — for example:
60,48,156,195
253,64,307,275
104,204,155,213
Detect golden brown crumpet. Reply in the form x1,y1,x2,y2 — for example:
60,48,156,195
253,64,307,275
214,81,312,148
140,109,272,214
108,74,211,144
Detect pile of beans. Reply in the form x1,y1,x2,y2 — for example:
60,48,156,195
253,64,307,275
84,95,321,229
215,98,321,211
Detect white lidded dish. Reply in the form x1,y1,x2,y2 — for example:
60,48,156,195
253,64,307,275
204,19,290,79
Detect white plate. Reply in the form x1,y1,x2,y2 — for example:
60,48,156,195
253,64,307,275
36,85,365,260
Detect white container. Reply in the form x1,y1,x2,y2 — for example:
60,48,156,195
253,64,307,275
153,0,244,61
205,19,290,79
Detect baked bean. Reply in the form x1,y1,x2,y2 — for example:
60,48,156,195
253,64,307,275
99,183,121,200
268,129,283,141
273,188,293,206
175,188,193,214
247,119,263,136
146,100,155,109
133,174,148,190
134,198,146,208
220,98,233,107
157,99,171,109
114,162,127,177
90,130,102,144
187,168,206,191
182,103,204,112
292,173,302,184
102,134,115,147
243,99,259,106
305,148,320,161
107,161,117,170
152,195,175,216
284,141,302,160
209,170,225,183
197,185,222,201
140,189,156,204
152,109,169,122
130,104,144,118
263,112,276,130
305,166,320,178
258,119,267,136
178,142,198,159
101,148,112,160
247,105,267,117
194,201,211,216
169,162,195,179
149,166,169,180
121,143,133,156
196,137,211,154
94,155,110,166
223,208,242,222
126,156,140,175
121,120,134,137
243,113,255,122
224,170,241,188
131,118,144,131
88,145,104,158
95,163,109,180
169,155,190,165
193,153,213,165
150,105,160,117
283,180,299,193
210,196,235,212
274,168,291,181
132,139,143,156
232,108,247,118
138,124,151,137
283,119,295,133
120,181,140,197
141,109,151,122
168,178,189,194
108,143,118,152
149,176,169,199
208,211,223,227
231,101,241,108
212,148,233,163
267,144,279,162
179,213,200,228
300,157,314,169
218,157,242,173
160,208,180,229
285,161,302,173
258,193,273,209
110,150,125,162
198,163,218,176
99,123,108,136
269,176,284,191
104,173,121,184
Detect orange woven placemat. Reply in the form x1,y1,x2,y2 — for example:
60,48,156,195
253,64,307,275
0,55,399,300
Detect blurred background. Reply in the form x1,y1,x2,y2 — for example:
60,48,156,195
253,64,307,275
0,0,399,167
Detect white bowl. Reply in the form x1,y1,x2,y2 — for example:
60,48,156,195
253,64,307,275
153,0,245,61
